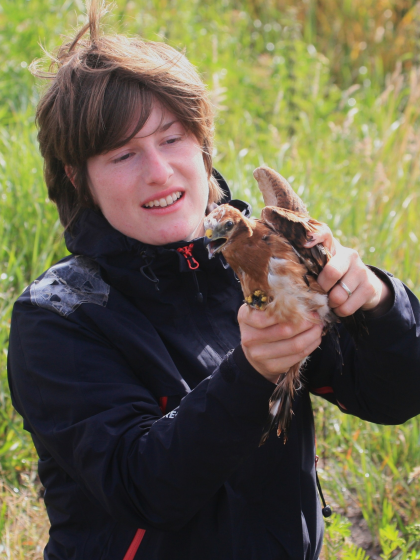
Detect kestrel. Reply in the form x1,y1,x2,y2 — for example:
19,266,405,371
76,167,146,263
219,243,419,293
204,166,362,444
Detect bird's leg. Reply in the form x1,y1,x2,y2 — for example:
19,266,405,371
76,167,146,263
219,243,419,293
244,289,270,310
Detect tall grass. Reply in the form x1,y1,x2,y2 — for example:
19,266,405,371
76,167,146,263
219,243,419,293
254,0,420,86
1,0,419,557
0,468,49,559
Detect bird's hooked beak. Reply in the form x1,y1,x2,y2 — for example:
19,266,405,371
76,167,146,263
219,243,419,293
204,227,228,258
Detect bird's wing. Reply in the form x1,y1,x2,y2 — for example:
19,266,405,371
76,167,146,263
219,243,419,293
253,165,333,274
261,206,330,274
261,207,367,337
253,166,308,215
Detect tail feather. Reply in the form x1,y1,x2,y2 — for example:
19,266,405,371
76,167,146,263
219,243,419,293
259,364,301,445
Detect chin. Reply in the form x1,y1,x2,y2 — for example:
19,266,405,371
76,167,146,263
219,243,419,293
164,218,204,244
149,226,198,246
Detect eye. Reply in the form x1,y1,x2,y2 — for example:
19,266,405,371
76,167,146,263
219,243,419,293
164,135,183,145
114,152,133,163
225,220,234,231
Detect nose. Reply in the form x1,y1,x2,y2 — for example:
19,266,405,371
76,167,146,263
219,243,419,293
142,147,173,186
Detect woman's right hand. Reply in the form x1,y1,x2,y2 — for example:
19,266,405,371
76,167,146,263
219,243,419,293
237,304,323,384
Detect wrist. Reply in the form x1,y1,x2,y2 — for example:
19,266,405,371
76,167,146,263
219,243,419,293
362,269,394,318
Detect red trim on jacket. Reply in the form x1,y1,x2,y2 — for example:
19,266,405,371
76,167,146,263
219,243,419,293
123,529,146,560
311,386,334,395
159,396,168,415
123,395,167,559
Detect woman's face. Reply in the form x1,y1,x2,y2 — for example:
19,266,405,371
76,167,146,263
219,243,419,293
86,103,209,245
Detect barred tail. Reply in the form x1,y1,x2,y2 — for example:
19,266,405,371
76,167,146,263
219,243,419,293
259,364,301,446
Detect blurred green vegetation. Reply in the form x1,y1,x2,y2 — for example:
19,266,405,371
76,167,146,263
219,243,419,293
1,0,420,557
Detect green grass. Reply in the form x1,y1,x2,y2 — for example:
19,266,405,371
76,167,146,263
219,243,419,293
1,0,420,557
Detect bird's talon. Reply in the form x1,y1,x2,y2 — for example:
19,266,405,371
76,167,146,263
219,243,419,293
245,290,269,310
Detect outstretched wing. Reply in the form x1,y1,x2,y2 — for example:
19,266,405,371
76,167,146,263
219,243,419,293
254,166,332,275
260,206,331,276
253,166,308,215
255,165,366,338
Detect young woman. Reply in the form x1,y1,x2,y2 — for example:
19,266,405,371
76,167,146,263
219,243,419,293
8,3,420,559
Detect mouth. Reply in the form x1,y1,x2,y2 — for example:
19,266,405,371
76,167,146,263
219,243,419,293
204,237,228,258
142,191,184,209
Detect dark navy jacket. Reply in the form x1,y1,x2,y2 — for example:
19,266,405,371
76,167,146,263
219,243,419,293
7,190,420,559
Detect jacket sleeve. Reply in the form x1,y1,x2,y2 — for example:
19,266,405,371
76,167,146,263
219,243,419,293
7,299,275,531
306,268,420,424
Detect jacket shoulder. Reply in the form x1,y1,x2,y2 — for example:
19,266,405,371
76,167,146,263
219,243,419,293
28,255,110,318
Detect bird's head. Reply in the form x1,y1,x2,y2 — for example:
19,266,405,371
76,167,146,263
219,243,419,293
203,204,252,258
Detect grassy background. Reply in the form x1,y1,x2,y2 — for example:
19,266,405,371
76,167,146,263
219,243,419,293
1,0,420,558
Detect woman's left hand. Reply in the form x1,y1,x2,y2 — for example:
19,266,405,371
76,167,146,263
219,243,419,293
304,227,393,318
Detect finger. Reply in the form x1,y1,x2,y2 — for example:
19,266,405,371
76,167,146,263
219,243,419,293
332,284,370,317
328,281,355,310
247,324,323,362
317,247,358,292
328,272,362,310
328,266,375,314
303,223,335,254
240,316,317,347
237,304,279,329
259,326,323,375
333,275,378,317
238,304,316,334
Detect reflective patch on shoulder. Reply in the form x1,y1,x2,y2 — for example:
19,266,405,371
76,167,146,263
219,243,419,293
30,255,110,317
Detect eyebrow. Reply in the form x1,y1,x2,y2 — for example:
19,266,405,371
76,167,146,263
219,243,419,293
125,119,180,146
158,119,178,132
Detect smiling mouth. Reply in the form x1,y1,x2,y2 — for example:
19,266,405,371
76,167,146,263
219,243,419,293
143,191,183,209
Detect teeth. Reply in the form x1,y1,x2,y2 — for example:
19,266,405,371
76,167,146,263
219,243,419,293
144,192,182,208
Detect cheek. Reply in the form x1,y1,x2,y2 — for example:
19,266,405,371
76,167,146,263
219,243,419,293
86,161,105,206
87,164,130,209
190,156,210,203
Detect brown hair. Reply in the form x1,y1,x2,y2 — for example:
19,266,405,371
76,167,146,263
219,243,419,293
32,0,222,232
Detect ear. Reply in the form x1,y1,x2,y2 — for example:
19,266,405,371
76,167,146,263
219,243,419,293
64,165,76,188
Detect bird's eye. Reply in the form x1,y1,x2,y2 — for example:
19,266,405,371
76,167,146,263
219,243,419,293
225,220,234,230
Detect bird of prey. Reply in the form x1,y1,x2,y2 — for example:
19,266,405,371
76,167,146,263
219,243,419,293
204,166,353,444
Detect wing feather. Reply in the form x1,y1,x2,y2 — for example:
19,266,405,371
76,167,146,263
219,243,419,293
261,207,324,247
253,166,308,214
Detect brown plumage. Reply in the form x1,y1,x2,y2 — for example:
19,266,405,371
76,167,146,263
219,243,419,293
204,166,359,444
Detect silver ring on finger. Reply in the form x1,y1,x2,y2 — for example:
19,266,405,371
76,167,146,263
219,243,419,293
339,280,352,298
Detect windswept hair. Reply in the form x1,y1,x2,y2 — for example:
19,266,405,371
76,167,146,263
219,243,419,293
32,0,222,231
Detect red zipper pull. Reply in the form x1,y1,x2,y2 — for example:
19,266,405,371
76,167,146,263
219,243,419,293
176,244,199,270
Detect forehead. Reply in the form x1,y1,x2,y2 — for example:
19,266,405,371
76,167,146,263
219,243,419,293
129,102,178,139
92,89,185,157
110,105,163,146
